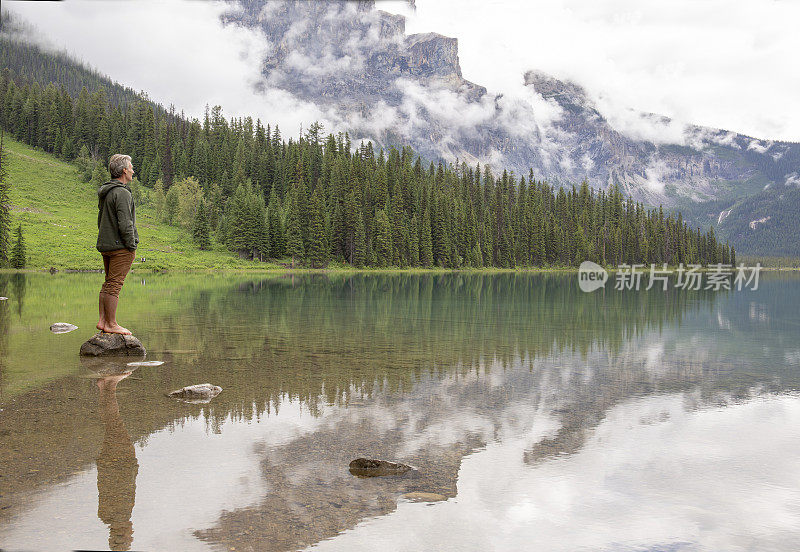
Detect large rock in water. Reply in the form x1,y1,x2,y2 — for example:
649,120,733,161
349,458,413,477
79,332,146,356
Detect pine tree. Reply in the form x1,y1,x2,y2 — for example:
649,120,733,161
573,224,590,266
432,195,450,267
258,207,271,260
90,162,106,188
220,182,251,254
390,185,406,266
243,185,267,259
11,224,26,269
193,200,211,250
373,209,392,267
354,211,366,268
75,145,94,181
408,214,420,266
285,186,304,267
161,124,174,188
419,208,433,267
267,187,285,258
307,186,327,268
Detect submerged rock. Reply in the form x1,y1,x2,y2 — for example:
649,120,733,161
167,383,222,404
400,492,447,502
50,322,78,334
349,458,413,477
79,332,146,356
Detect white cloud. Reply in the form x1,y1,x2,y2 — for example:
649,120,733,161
643,159,668,194
602,105,689,145
785,172,800,188
580,152,594,173
398,0,800,142
346,100,407,146
394,78,494,132
283,17,310,43
748,139,773,153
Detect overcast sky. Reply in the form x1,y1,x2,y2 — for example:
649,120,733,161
5,0,799,142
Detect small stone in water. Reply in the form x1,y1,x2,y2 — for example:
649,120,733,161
127,360,165,367
167,383,222,403
50,322,78,334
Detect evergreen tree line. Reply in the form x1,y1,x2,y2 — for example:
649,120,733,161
0,131,27,268
1,26,145,109
0,65,733,269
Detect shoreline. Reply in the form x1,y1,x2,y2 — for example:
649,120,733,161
1,265,798,275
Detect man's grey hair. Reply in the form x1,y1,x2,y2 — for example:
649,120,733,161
109,154,132,179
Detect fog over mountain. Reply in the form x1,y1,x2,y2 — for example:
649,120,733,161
218,1,800,242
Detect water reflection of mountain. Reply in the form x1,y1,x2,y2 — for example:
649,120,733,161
1,273,798,551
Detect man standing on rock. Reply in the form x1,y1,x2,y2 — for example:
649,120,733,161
96,154,139,335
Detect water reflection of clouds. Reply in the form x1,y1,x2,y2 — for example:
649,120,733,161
4,355,799,551
0,401,327,551
308,393,800,552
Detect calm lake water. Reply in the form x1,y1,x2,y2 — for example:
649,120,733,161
1,271,799,551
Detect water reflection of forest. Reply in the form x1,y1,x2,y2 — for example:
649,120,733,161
144,273,724,409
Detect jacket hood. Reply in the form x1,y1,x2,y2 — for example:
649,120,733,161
98,180,128,199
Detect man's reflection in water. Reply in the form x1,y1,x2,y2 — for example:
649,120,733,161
96,372,139,551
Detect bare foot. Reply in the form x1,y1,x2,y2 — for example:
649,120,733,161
96,322,104,332
103,323,132,335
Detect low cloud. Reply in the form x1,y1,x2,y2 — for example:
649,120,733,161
394,78,494,133
643,159,669,195
747,139,773,154
400,0,800,142
785,172,800,188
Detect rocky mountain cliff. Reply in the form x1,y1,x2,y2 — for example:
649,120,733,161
225,0,799,254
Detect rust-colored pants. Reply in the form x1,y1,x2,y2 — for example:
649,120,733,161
100,249,135,297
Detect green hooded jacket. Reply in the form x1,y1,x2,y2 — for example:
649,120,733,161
97,180,139,252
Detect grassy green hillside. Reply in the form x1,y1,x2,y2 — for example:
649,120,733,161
5,137,283,270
